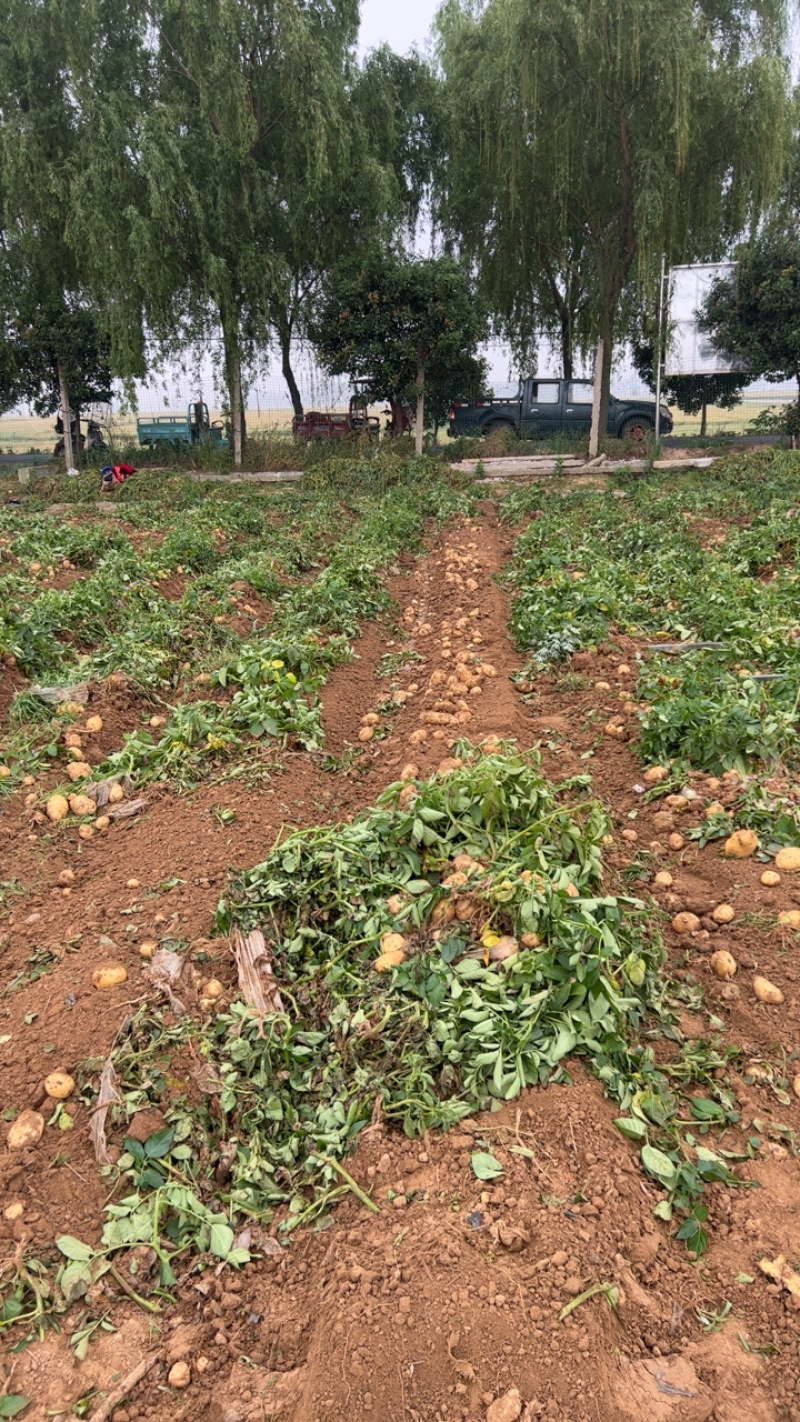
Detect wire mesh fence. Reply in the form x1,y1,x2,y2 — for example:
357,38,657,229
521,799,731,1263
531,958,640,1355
0,339,794,454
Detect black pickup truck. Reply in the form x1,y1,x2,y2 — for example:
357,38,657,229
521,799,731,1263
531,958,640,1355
447,377,672,441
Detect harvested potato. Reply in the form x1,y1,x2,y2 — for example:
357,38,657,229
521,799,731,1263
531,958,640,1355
139,940,157,959
778,910,800,928
520,932,540,948
168,1362,191,1390
595,680,611,691
69,794,96,817
705,801,726,818
621,828,638,843
565,883,579,899
7,1110,45,1150
710,950,737,979
66,761,92,782
64,732,83,749
616,664,632,676
761,870,781,887
653,871,673,888
753,976,784,1004
95,816,110,830
712,904,735,924
775,847,800,872
724,829,759,859
431,899,456,926
361,713,380,727
668,832,685,850
409,729,427,745
399,763,419,782
455,895,480,922
358,726,374,743
490,936,519,962
92,964,128,989
380,932,407,956
58,868,75,886
672,911,701,934
85,715,103,733
374,946,407,971
149,715,167,728
46,793,69,823
44,1071,75,1100
78,824,95,841
793,1075,800,1101
203,978,224,1000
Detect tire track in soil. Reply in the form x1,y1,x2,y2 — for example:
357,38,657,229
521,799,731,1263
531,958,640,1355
0,506,785,1422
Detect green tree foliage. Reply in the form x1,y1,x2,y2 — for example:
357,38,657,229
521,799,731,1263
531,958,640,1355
700,230,800,388
266,48,443,421
0,0,137,463
632,340,749,437
312,253,487,454
0,307,112,421
436,0,790,429
123,0,363,464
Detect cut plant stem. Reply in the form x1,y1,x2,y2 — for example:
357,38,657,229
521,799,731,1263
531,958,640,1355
558,1280,620,1322
321,1156,380,1213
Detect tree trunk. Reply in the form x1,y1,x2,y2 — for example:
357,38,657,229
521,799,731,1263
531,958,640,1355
57,361,75,471
589,338,604,458
220,301,245,467
597,324,614,441
279,328,303,420
415,362,425,457
700,401,708,438
561,315,573,382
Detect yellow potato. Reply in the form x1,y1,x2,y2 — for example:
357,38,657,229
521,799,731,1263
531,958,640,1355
374,947,406,972
431,899,456,926
653,871,673,888
761,870,781,887
44,1071,75,1100
723,829,759,859
139,940,157,959
7,1110,45,1150
753,975,784,1004
358,726,374,743
46,793,69,823
380,932,408,956
66,761,91,782
95,816,110,831
203,978,224,1000
68,794,96,817
489,936,519,961
58,868,75,885
399,763,419,782
672,911,701,934
775,847,800,872
92,964,128,989
668,833,685,851
85,715,103,733
108,783,125,804
710,950,737,979
778,910,800,928
643,766,669,785
712,904,735,924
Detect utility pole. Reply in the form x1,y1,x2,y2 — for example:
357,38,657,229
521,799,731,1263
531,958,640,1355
654,255,667,442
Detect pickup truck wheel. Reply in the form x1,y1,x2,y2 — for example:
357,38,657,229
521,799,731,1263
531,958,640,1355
484,419,516,438
620,417,653,443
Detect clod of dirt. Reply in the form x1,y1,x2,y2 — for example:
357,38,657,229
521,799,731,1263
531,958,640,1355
724,829,759,858
711,950,737,979
753,976,784,1004
672,912,700,934
775,846,800,872
92,964,128,989
168,1360,191,1389
44,1071,74,1100
486,1389,522,1422
7,1109,44,1150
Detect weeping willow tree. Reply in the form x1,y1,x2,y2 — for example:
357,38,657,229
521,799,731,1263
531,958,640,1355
436,0,791,428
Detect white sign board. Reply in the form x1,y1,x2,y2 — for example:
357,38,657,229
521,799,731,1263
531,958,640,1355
665,263,743,376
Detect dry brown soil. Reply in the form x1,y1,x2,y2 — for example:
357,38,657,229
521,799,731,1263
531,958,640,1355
2,501,800,1422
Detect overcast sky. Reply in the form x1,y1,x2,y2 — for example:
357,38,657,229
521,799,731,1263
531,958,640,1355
358,0,440,55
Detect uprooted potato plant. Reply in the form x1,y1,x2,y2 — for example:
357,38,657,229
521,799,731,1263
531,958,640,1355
15,740,745,1324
